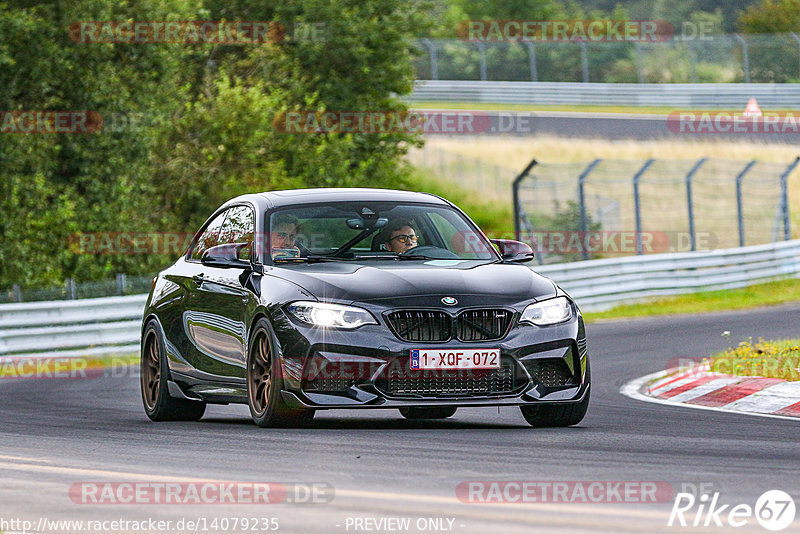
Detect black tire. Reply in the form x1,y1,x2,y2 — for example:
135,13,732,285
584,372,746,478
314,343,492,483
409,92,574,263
247,318,314,428
520,361,591,428
141,320,206,422
399,407,457,419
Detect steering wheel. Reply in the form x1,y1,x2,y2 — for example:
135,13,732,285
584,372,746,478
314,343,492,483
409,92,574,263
399,245,460,260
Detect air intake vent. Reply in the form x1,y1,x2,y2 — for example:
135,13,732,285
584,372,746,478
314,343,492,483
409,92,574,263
386,310,451,342
386,309,513,343
378,357,520,396
456,309,513,341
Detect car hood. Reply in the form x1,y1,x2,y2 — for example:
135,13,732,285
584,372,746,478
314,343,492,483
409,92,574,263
269,260,557,307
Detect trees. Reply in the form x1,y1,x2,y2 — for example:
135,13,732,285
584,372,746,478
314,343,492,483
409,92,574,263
0,0,200,287
739,0,800,33
0,0,428,289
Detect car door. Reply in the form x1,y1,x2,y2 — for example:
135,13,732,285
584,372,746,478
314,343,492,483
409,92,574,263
164,208,229,375
185,205,256,380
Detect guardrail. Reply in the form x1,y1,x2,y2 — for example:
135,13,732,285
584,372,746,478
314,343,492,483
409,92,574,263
409,80,800,108
1,240,798,357
536,240,800,311
0,295,145,358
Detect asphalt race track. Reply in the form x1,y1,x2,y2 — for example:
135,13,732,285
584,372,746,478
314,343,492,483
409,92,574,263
1,305,799,533
439,110,800,143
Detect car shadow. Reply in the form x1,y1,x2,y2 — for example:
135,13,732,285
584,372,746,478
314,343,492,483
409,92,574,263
194,416,560,430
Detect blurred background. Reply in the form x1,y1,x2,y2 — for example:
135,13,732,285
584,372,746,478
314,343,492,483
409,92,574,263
1,0,799,301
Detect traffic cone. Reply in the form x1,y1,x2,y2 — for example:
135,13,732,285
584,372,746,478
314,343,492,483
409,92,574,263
743,98,762,117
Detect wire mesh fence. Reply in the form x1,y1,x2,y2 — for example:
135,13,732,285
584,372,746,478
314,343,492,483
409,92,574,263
0,274,154,304
414,33,800,84
514,157,799,264
407,146,519,202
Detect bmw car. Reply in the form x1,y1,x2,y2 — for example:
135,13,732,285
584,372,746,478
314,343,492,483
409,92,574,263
140,188,590,427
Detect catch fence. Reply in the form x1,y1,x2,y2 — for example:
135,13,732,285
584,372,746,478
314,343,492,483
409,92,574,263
415,33,800,84
513,157,800,264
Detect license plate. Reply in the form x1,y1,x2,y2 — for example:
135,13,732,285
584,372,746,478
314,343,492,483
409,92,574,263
410,348,500,370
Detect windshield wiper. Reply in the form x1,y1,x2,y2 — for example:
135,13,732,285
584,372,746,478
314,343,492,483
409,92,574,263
274,255,351,264
395,254,435,260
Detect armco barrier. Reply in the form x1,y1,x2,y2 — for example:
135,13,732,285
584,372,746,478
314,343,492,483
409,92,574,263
1,240,798,357
0,295,146,358
536,240,800,311
409,80,800,108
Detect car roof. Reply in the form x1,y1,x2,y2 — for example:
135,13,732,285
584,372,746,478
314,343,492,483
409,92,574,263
225,188,449,209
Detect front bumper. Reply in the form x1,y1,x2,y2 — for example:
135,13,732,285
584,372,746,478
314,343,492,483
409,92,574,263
272,308,589,410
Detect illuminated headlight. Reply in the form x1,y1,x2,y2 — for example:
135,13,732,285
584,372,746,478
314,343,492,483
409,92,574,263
520,297,572,326
287,301,377,329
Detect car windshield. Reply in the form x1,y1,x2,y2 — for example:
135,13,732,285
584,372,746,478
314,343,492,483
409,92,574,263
268,202,499,262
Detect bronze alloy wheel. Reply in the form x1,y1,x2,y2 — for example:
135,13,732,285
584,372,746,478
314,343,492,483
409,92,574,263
141,331,161,411
247,319,313,427
140,321,206,421
248,330,272,416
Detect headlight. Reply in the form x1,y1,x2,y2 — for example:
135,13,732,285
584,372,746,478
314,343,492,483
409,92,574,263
520,297,572,326
286,301,377,329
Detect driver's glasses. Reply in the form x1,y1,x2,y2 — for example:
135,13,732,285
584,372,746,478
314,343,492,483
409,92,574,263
390,234,417,244
275,232,296,241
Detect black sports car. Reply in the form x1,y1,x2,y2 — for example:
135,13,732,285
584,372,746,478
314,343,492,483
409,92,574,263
140,188,590,427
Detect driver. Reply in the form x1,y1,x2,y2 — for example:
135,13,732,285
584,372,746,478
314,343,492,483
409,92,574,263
381,219,418,254
271,213,301,259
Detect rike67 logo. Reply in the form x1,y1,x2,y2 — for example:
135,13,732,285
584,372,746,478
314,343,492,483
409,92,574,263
668,490,795,531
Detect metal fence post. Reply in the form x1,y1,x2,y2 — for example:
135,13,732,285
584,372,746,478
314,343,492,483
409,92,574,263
685,158,707,252
513,159,538,241
475,42,487,81
579,41,589,82
66,278,77,300
792,33,800,80
116,273,127,295
735,160,758,247
687,41,698,83
634,42,644,83
524,41,538,81
578,159,602,260
734,34,750,83
12,284,22,302
779,157,800,240
420,38,438,80
633,159,656,255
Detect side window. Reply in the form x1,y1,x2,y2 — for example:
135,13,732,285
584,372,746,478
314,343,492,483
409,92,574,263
428,212,484,259
188,210,229,260
218,205,255,261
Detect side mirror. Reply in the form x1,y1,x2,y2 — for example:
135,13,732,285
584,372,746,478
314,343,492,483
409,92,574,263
201,243,252,268
491,239,535,263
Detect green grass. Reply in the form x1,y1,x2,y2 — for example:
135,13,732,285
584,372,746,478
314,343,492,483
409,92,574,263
405,167,515,237
708,338,800,380
0,353,138,378
411,101,800,115
585,278,800,322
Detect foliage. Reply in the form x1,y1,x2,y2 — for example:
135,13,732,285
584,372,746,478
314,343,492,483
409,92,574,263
0,0,427,289
0,0,201,287
709,338,800,380
738,0,800,33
